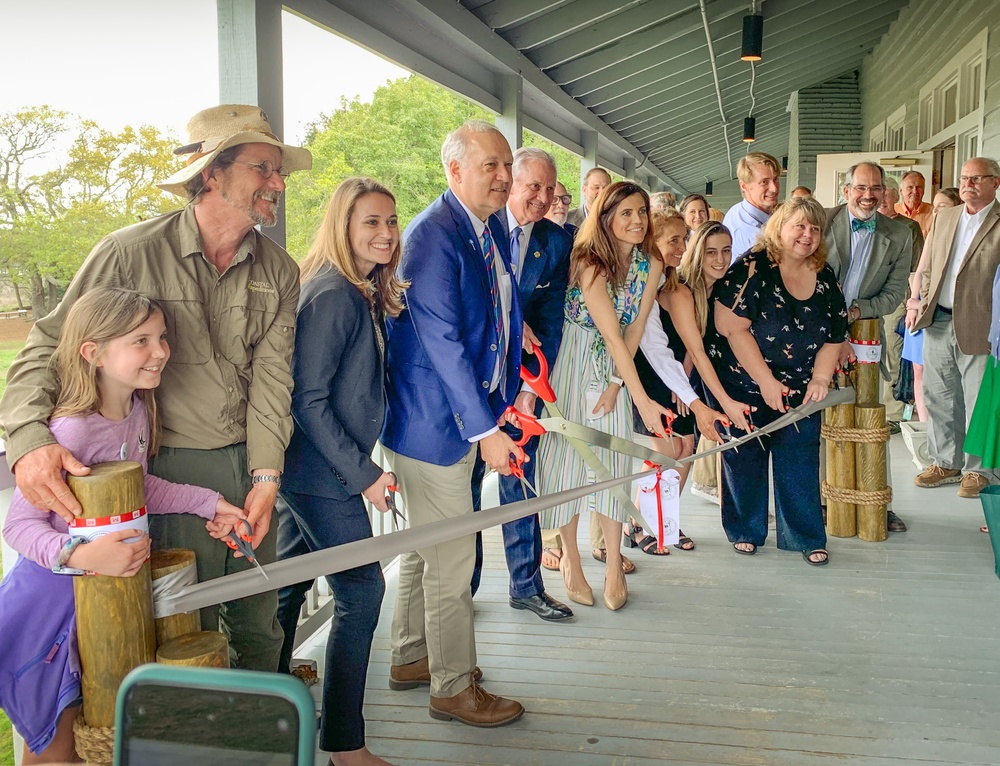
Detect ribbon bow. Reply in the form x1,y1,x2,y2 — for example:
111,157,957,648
851,217,876,233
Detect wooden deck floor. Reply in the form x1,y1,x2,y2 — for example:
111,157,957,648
297,435,1000,765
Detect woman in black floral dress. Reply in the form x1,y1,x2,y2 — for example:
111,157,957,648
710,196,848,566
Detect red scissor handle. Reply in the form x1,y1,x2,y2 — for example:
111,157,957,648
519,342,556,402
503,406,547,446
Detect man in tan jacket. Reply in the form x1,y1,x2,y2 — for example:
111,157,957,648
906,157,1000,498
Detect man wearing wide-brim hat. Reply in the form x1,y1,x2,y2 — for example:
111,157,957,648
0,104,312,671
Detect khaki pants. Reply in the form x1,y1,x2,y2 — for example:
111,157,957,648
692,435,720,488
541,511,605,551
386,445,479,698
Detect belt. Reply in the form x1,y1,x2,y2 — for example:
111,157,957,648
936,305,952,314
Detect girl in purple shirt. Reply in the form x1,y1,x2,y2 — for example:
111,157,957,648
0,287,245,764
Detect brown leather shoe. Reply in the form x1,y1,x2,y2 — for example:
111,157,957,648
389,656,482,691
429,681,524,727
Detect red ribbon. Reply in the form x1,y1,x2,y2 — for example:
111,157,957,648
641,461,665,551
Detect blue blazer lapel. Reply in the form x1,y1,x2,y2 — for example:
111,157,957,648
518,226,548,295
444,189,493,299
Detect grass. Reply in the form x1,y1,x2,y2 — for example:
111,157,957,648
1,340,25,764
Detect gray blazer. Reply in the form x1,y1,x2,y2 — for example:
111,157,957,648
824,205,912,379
566,206,587,228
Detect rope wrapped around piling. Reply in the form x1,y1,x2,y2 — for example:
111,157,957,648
821,480,893,505
73,715,115,765
820,424,890,443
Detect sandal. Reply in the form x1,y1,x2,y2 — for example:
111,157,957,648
803,549,829,566
592,548,636,574
674,531,696,551
623,522,669,555
541,547,562,572
733,542,757,556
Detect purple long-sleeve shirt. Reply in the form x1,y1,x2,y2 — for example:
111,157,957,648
2,397,219,569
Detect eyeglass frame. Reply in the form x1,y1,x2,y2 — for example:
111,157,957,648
846,184,885,194
552,194,572,206
959,174,997,185
232,159,291,180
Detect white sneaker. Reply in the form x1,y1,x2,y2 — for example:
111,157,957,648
691,483,720,505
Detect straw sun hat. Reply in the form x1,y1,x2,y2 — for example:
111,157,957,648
157,104,312,197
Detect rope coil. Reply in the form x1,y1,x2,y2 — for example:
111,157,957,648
73,715,115,765
821,481,893,505
821,423,890,443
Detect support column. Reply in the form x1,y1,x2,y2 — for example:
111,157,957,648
623,156,636,181
217,0,287,246
496,74,523,152
580,130,599,187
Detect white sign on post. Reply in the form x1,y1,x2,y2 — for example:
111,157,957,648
635,468,681,548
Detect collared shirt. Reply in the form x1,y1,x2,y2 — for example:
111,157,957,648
722,200,771,263
841,211,876,307
939,200,996,309
454,197,512,442
504,207,535,279
0,206,299,473
894,200,934,238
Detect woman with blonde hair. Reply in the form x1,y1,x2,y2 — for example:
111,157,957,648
277,177,406,766
710,196,848,566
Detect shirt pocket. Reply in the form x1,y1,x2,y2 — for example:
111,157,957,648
158,298,212,365
217,293,279,365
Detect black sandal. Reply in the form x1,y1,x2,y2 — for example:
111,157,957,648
803,549,829,566
674,531,696,551
623,522,669,555
733,542,757,556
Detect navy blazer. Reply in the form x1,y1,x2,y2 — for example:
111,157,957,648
283,267,385,499
381,190,524,466
506,216,572,368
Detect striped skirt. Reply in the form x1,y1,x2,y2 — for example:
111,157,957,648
536,320,635,527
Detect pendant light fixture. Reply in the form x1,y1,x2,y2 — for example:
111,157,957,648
705,180,714,197
741,3,763,61
743,117,756,143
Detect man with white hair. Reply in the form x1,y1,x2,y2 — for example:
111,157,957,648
381,121,525,726
0,104,311,670
896,170,934,238
907,157,1000,499
567,167,611,227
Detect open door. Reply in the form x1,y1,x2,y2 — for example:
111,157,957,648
814,151,936,207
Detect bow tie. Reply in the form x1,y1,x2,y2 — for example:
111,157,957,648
851,217,876,233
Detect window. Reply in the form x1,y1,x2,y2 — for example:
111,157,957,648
886,106,905,152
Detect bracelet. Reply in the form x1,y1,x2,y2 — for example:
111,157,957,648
53,535,89,576
609,374,624,388
251,473,281,488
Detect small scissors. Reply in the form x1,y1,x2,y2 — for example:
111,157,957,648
508,450,538,501
225,519,269,580
386,473,406,530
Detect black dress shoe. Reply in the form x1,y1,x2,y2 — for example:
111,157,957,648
887,510,907,532
509,592,574,621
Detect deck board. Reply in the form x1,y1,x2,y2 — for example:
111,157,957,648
298,434,1000,765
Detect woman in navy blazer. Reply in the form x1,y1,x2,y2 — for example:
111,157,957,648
276,177,407,766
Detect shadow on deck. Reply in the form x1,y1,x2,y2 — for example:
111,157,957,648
296,434,1000,765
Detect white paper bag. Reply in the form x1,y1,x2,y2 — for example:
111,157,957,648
635,468,681,547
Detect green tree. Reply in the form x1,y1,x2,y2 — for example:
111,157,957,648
0,107,176,317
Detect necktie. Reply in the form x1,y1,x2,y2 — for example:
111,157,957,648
510,226,522,280
482,227,505,365
851,217,876,233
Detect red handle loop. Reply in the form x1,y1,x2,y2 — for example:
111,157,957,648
519,342,556,402
504,406,547,446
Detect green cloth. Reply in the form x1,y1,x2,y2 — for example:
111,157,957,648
965,357,1000,469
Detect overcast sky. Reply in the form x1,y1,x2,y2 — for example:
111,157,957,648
1,0,408,143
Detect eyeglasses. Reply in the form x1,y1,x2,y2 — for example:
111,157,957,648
554,195,572,205
959,174,997,184
233,160,290,180
849,185,884,194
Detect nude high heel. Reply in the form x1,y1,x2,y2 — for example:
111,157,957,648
603,574,628,611
559,555,594,606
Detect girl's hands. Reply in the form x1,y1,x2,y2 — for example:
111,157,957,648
67,530,150,577
803,378,830,404
593,385,620,419
670,391,691,418
721,398,754,433
206,498,248,540
636,396,675,438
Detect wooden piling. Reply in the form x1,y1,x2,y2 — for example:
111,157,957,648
825,398,857,538
68,461,156,730
850,318,882,405
856,405,889,542
156,631,229,668
150,548,200,646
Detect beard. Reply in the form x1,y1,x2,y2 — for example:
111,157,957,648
222,186,280,228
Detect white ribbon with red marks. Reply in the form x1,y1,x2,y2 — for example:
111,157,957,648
636,463,680,549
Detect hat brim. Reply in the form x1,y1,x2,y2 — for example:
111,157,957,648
157,131,312,197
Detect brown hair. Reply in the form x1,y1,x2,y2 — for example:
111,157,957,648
570,181,656,290
650,210,684,295
757,196,829,271
679,221,732,334
52,287,163,453
299,177,409,317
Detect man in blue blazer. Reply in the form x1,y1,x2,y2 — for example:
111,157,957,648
381,121,526,728
470,147,574,621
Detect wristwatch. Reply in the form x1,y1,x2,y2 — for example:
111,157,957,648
252,474,282,489
609,373,624,388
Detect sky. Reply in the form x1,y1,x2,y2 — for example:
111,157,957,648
1,0,409,143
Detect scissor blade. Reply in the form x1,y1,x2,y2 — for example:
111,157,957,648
536,418,675,466
252,559,270,580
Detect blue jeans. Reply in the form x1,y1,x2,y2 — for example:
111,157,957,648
470,430,545,600
720,409,827,552
275,491,385,753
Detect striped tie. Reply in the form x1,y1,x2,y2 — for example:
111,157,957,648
482,227,505,377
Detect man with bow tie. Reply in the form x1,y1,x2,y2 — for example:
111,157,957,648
824,161,913,531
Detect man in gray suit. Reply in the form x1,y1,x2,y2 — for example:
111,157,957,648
566,167,611,228
825,161,913,531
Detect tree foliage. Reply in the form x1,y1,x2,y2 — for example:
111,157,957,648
284,75,584,259
0,106,176,316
